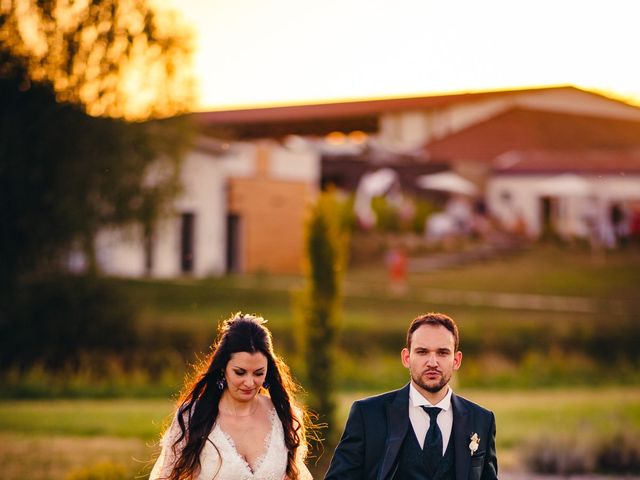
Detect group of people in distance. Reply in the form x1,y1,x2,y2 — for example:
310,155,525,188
150,311,498,480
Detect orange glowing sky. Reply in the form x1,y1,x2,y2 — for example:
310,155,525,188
158,0,640,112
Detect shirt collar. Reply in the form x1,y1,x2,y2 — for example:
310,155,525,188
409,383,453,411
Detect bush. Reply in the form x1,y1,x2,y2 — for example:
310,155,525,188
65,461,129,480
0,275,138,371
371,196,401,232
520,434,596,474
596,431,640,473
296,190,347,443
411,198,439,234
0,360,183,398
333,351,407,391
520,430,640,475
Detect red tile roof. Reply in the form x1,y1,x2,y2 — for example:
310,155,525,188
492,149,640,174
193,85,600,126
425,108,640,162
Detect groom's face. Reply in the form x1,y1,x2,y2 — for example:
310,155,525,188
401,324,462,396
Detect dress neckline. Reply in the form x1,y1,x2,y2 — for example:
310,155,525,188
216,406,278,475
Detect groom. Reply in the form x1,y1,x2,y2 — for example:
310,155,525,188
325,312,498,480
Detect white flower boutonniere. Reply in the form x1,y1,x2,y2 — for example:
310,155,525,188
469,433,480,455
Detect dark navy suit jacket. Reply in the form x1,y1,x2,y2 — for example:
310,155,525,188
324,385,498,480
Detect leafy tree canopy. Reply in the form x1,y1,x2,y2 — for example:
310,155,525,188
0,0,197,287
1,0,195,119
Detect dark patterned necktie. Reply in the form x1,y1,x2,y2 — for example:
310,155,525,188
421,406,443,470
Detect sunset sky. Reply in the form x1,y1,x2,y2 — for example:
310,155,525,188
160,0,640,111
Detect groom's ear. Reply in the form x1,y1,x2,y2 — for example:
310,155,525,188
401,347,410,368
453,351,463,370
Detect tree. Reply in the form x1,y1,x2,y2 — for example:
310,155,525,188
0,0,196,288
0,0,197,378
0,0,194,119
0,77,191,283
296,191,349,445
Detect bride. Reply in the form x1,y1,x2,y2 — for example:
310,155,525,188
150,313,313,479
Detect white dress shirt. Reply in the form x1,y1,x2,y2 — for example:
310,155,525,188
408,383,453,455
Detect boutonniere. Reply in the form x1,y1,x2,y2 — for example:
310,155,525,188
469,433,480,455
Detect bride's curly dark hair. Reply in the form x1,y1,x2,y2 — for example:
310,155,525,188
166,312,310,480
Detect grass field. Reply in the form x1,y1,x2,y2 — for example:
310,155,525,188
121,244,640,326
118,243,640,350
106,244,640,391
353,243,640,298
2,244,640,478
1,387,639,479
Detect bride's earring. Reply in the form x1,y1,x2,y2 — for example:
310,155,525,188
217,377,226,390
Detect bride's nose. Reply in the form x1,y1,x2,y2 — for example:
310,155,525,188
243,377,256,388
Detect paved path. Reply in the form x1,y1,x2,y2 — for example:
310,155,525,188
209,275,622,315
341,280,618,314
343,241,629,314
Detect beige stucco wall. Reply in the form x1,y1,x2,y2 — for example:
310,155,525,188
228,177,314,274
487,174,640,238
228,141,319,274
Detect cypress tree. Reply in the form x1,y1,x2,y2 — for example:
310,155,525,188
297,190,348,446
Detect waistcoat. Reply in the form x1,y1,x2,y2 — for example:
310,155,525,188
394,427,455,480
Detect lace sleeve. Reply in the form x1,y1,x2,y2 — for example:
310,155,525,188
283,446,312,480
293,407,313,480
295,453,313,480
149,413,185,480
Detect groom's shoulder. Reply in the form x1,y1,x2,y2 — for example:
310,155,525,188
354,385,407,409
453,392,494,417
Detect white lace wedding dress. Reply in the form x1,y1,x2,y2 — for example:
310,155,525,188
150,407,312,480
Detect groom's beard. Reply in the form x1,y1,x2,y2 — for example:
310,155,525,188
412,368,451,394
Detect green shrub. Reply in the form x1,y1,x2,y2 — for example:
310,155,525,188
334,351,407,391
0,361,182,398
65,461,129,480
596,431,640,473
335,193,357,233
296,191,347,443
371,196,400,232
410,198,439,234
0,275,138,371
520,430,640,474
520,434,596,474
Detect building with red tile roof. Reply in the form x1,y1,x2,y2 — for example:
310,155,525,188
97,85,640,278
425,108,640,163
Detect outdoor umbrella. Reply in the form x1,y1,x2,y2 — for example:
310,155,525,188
415,171,478,196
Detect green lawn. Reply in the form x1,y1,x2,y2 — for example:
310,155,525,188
2,244,640,477
105,244,640,391
123,244,640,333
0,399,172,439
361,243,640,297
1,387,639,478
3,244,639,398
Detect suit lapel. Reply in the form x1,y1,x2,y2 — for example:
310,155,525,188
377,385,410,480
452,394,471,480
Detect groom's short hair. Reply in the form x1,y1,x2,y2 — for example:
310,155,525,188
407,312,460,350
